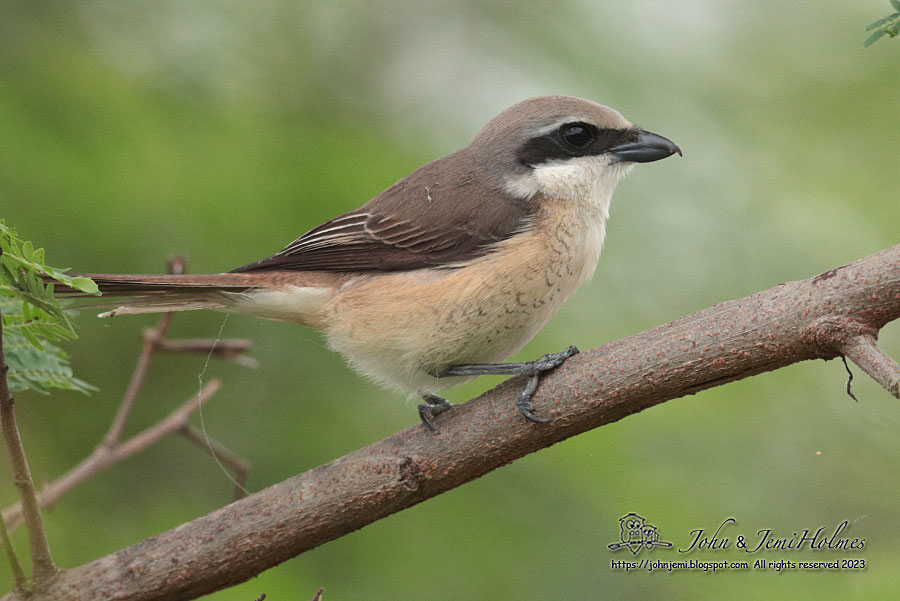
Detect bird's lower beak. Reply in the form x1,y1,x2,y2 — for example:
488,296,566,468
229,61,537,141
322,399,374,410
609,130,681,163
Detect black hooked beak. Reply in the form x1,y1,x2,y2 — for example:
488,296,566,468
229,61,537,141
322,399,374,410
609,129,681,163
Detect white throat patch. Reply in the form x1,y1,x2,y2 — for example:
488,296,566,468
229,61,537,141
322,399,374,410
504,155,635,217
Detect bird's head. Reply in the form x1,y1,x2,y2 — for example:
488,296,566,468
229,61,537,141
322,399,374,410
468,95,680,206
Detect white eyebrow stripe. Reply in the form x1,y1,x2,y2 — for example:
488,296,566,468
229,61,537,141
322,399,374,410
530,116,581,137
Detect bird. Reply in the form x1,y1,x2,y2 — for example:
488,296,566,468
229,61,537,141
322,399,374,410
60,95,680,430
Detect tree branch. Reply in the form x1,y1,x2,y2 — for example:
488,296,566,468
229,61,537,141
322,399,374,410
155,338,259,368
0,497,25,592
0,296,58,585
4,243,900,601
841,334,900,398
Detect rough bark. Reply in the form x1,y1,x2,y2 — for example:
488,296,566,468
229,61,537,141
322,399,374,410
4,243,899,601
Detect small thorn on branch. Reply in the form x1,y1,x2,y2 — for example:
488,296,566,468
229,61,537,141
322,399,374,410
840,334,900,400
840,356,858,402
311,588,325,601
167,256,186,275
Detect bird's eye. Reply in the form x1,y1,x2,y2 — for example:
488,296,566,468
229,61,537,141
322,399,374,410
560,122,594,148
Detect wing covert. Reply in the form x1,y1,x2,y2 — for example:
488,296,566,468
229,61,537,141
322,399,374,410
231,151,536,273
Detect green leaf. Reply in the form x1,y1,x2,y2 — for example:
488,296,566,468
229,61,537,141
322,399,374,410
892,1,900,13
864,29,887,47
890,21,900,36
19,323,43,350
0,220,96,395
3,331,97,395
69,277,99,295
866,17,893,31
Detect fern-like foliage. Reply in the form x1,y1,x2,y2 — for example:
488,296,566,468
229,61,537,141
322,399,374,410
865,0,900,47
0,220,99,394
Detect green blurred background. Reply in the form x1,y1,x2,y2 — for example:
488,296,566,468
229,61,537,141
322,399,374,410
2,1,899,599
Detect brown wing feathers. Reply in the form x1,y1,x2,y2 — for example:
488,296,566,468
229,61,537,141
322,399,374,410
231,151,536,274
59,150,536,299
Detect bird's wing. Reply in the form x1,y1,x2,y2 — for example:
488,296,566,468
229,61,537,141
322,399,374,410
231,152,537,273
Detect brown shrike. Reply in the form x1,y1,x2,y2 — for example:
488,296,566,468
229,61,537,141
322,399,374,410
62,96,680,429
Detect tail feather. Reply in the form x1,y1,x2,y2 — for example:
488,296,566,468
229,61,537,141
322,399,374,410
56,273,260,296
54,273,264,317
97,299,225,318
52,271,337,322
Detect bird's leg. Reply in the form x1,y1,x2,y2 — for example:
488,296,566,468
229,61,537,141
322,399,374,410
418,393,453,431
434,346,579,423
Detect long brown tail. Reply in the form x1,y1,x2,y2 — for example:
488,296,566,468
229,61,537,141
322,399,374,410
55,273,264,317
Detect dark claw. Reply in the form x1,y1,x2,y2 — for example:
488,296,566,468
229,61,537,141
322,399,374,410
516,374,550,423
418,405,437,431
418,394,452,431
519,406,550,424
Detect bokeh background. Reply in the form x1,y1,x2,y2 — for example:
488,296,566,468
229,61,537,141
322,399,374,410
2,1,899,599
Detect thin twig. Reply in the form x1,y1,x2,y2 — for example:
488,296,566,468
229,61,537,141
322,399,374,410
0,271,58,582
102,315,172,447
179,425,250,501
0,505,26,592
156,337,253,357
115,380,221,457
103,257,184,446
841,334,900,399
311,588,324,601
1,381,221,532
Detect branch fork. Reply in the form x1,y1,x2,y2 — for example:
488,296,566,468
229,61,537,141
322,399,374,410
3,245,899,601
2,259,255,547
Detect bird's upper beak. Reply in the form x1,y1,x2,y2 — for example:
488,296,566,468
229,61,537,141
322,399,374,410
609,130,681,163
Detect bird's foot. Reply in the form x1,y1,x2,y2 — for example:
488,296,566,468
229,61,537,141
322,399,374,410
515,346,579,422
435,345,580,423
418,393,453,431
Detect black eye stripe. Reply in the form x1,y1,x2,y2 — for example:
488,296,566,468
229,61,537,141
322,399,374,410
516,124,637,167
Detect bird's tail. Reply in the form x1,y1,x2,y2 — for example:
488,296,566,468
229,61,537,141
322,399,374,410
54,273,264,318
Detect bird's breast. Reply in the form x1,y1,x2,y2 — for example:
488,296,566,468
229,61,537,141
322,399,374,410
321,199,607,393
